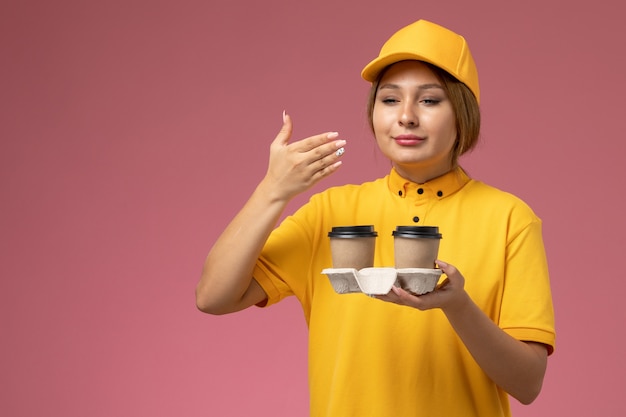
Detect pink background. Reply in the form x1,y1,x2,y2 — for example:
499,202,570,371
2,0,624,415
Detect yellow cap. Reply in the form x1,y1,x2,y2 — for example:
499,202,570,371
361,20,480,103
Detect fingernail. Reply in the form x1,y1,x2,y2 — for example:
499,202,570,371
282,110,287,123
335,147,345,157
327,132,339,139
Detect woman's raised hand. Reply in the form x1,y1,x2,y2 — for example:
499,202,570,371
262,112,346,202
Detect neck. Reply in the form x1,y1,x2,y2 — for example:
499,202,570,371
393,162,456,184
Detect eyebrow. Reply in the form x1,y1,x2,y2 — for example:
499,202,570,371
378,83,444,92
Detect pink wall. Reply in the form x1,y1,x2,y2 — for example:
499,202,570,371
2,0,624,415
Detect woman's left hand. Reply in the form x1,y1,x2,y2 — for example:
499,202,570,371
378,259,549,404
376,260,470,312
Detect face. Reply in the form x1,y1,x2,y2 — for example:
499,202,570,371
372,60,458,183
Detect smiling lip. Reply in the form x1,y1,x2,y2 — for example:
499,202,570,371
394,134,425,146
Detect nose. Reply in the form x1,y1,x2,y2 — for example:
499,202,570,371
399,103,418,127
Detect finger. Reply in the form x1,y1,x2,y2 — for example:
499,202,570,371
310,158,343,181
377,287,438,311
293,131,341,154
378,286,412,305
315,140,347,165
272,110,293,147
307,139,347,173
435,260,465,289
435,259,456,276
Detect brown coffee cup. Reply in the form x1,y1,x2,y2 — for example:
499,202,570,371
328,226,377,269
392,226,442,269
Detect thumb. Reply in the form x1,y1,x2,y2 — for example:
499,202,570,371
273,110,293,146
435,259,455,276
435,259,462,284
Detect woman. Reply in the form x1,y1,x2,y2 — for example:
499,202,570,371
197,19,555,416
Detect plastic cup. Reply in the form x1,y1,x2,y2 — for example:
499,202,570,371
392,226,442,269
328,226,377,269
